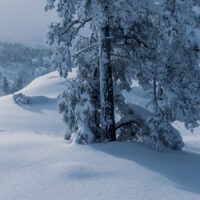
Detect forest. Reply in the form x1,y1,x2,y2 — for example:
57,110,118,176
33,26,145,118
0,42,52,95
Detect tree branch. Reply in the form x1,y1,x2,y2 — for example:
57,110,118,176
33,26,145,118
60,18,92,36
110,53,130,59
71,34,148,57
75,18,92,34
105,35,149,48
72,42,99,57
115,120,141,131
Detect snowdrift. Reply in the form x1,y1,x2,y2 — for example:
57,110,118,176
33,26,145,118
0,71,200,200
0,71,66,136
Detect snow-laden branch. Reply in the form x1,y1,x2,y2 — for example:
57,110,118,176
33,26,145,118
105,35,149,48
60,18,92,36
71,34,148,58
72,42,99,57
115,114,143,131
110,54,130,59
75,18,92,34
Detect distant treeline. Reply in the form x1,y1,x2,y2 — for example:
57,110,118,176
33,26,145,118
0,42,52,66
0,42,54,96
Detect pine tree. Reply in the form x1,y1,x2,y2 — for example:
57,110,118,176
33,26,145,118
134,0,200,128
45,0,154,142
45,0,134,142
14,75,23,92
46,0,200,149
97,1,116,141
3,77,10,94
58,36,101,143
126,0,200,149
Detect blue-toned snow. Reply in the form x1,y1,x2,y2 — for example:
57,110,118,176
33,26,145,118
0,71,200,200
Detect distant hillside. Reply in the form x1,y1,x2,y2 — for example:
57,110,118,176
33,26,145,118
0,42,53,96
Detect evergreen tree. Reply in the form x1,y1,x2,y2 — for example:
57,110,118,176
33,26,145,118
45,0,152,142
46,0,200,149
14,77,23,92
3,77,10,94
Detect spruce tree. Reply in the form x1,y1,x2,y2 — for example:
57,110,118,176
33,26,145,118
14,75,23,92
3,77,10,94
45,0,135,142
46,0,200,149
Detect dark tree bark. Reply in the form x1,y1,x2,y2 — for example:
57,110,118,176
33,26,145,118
99,4,116,141
153,76,160,114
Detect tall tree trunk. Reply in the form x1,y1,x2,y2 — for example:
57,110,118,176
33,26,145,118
99,5,116,141
153,77,158,114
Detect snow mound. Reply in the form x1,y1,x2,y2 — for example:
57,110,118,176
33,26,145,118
0,70,200,200
19,71,65,98
13,93,56,105
0,133,200,200
0,71,69,136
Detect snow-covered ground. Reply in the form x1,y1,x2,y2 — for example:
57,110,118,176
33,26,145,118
0,71,200,200
0,72,66,136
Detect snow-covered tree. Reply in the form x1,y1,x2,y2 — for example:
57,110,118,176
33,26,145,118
14,75,23,92
2,77,10,94
46,0,200,150
131,1,200,124
59,80,95,144
123,0,200,149
45,0,155,142
45,0,129,141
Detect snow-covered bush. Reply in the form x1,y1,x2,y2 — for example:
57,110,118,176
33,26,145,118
116,118,148,142
146,115,184,151
13,93,31,105
59,80,95,144
116,104,184,151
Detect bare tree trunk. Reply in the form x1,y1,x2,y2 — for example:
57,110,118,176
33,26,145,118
153,77,158,113
99,5,116,141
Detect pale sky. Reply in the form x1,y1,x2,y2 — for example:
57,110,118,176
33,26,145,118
0,0,57,46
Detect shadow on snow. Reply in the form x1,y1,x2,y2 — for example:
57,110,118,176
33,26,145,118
92,141,200,195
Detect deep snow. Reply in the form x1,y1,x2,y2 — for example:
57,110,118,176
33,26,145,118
0,71,200,200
